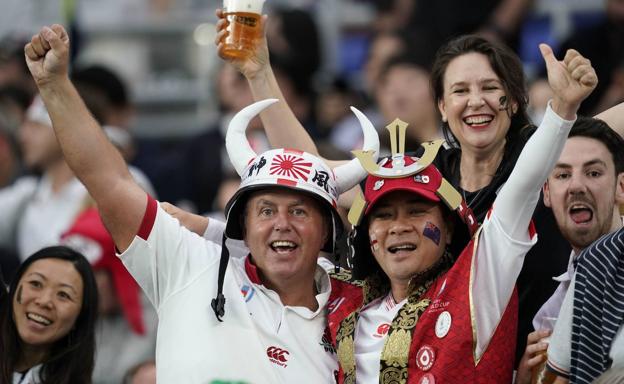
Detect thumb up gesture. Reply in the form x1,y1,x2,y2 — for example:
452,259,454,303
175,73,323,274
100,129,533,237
540,43,597,120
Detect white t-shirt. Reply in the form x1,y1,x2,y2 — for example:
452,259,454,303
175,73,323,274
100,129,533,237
15,175,86,260
0,167,154,260
532,251,576,331
355,293,407,381
120,198,337,383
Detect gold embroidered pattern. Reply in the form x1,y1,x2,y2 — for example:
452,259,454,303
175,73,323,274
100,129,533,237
380,367,406,384
330,268,358,284
382,328,411,366
378,281,433,383
333,268,442,383
336,313,358,382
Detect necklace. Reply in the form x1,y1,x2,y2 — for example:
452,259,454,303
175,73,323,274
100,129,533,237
461,187,484,208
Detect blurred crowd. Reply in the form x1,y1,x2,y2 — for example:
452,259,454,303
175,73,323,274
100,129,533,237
0,0,623,383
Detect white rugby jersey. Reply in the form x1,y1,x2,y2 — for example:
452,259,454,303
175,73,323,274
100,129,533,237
120,197,337,384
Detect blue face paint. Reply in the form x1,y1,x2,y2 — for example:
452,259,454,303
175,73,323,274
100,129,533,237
423,222,441,246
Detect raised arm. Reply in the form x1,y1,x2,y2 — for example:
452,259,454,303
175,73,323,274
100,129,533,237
471,44,596,360
494,44,597,234
24,25,145,251
215,9,321,157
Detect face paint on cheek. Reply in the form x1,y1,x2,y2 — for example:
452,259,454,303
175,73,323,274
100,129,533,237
498,95,508,111
369,233,380,252
16,285,23,304
423,222,441,246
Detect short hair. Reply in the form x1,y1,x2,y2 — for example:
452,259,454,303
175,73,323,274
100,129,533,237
0,246,98,384
71,65,129,109
569,116,624,175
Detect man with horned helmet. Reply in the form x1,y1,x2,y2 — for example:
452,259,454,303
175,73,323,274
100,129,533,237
23,25,379,383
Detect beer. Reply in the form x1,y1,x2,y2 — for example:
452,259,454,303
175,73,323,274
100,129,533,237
221,0,265,60
531,317,558,384
531,351,557,384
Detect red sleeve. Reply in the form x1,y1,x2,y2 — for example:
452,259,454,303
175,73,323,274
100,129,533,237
137,194,158,240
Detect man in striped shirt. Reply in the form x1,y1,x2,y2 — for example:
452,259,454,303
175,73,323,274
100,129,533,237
517,116,624,383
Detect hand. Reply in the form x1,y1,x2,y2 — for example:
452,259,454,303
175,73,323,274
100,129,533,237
24,24,70,87
540,44,598,119
160,202,209,236
214,8,270,80
515,329,551,384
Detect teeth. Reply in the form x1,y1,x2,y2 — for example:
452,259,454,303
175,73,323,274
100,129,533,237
389,244,416,252
271,241,296,248
27,313,51,325
465,116,493,125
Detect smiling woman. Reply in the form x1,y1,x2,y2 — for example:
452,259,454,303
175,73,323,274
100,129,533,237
0,246,98,384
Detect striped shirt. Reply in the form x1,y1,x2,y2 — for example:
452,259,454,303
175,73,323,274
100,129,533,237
547,227,624,383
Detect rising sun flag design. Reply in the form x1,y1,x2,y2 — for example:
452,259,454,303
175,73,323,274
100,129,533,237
270,154,312,181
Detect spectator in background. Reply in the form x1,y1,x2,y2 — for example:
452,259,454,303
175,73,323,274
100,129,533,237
0,95,154,261
407,0,534,49
266,7,322,139
0,37,37,101
367,0,417,33
62,204,157,384
331,39,438,154
0,88,26,284
0,96,88,260
0,245,98,384
374,53,440,149
71,65,137,162
180,64,262,214
556,0,624,115
0,87,25,188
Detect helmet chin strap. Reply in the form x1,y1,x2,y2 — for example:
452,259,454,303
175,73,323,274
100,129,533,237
211,234,229,321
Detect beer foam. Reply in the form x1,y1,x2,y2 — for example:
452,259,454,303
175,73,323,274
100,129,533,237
224,0,265,14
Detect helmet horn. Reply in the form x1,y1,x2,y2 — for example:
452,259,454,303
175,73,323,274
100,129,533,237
226,98,279,176
333,106,380,194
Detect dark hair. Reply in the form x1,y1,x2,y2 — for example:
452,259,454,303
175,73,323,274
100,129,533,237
569,116,624,175
70,65,129,109
0,246,98,384
378,52,433,84
430,35,532,148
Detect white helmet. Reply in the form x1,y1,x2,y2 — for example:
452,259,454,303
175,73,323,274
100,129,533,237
212,99,379,321
224,98,380,253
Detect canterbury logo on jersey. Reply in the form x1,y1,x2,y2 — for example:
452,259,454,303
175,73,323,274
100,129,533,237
266,346,290,367
373,323,391,338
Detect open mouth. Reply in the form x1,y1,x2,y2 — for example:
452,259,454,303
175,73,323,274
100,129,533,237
388,243,416,254
569,204,594,224
27,312,52,326
463,115,493,128
270,240,298,253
